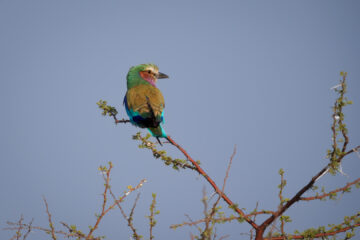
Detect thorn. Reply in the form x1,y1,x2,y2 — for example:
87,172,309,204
208,192,217,201
315,168,329,182
338,163,348,177
330,84,341,90
353,147,360,159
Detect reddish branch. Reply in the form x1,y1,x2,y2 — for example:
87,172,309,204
256,161,337,238
300,177,360,201
263,223,360,240
256,162,360,240
166,136,259,230
171,211,275,229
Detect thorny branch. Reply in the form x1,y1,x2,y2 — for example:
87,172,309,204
201,146,236,239
98,100,258,228
43,197,57,240
201,188,211,239
129,193,141,238
86,163,113,239
100,163,146,240
255,73,360,239
250,203,259,240
170,211,275,230
300,177,360,201
135,133,197,170
148,193,158,240
108,184,142,240
97,100,130,124
5,215,33,240
98,72,359,240
277,169,286,238
166,136,259,230
5,163,147,240
263,213,360,240
5,217,89,240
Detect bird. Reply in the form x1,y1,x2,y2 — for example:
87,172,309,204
123,63,169,145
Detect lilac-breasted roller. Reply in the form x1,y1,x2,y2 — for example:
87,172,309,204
124,64,169,144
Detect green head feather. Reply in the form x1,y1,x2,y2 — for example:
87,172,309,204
126,63,159,89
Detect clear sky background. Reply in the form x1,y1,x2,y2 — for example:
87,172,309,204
1,1,359,239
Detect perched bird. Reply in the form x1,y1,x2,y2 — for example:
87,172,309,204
124,63,169,144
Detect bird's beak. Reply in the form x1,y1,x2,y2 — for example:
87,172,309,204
157,72,169,79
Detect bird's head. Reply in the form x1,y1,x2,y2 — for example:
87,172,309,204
127,63,169,89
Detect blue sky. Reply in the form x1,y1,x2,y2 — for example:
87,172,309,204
1,1,359,239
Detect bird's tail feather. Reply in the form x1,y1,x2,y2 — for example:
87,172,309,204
148,125,166,138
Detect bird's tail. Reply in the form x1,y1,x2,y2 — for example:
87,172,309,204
148,125,167,138
148,126,167,146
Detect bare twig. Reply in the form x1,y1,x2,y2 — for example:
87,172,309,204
129,193,141,234
6,164,146,240
6,221,81,239
222,146,236,194
108,188,140,239
88,163,146,240
86,164,113,239
43,197,57,240
202,146,236,239
22,218,33,240
8,215,24,240
104,170,145,240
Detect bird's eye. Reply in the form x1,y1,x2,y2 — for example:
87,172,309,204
147,70,151,74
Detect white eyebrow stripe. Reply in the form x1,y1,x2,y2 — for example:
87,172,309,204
145,66,159,74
